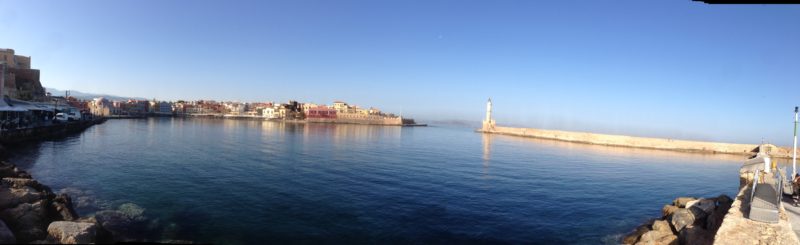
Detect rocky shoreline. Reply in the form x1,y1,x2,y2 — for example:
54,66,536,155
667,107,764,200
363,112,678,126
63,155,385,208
0,136,191,243
0,155,105,244
622,194,733,245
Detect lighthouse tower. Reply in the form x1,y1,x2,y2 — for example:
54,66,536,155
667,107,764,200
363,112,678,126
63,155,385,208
482,98,495,131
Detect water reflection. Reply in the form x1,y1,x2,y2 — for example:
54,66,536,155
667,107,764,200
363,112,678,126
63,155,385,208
481,133,493,178
6,119,754,244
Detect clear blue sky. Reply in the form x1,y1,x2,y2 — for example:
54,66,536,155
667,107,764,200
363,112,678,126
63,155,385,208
1,0,799,145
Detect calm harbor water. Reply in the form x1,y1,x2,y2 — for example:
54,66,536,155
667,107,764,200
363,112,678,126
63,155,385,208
8,118,747,244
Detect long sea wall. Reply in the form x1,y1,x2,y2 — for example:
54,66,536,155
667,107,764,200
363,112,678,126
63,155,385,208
480,126,794,158
0,119,105,145
307,116,405,126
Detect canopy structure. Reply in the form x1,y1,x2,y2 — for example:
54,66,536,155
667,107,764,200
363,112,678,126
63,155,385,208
4,98,70,112
0,98,27,112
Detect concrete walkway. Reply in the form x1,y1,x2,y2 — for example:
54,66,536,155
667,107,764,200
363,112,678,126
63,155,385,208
781,195,800,239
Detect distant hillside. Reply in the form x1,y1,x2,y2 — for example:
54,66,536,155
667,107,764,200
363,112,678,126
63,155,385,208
45,87,147,101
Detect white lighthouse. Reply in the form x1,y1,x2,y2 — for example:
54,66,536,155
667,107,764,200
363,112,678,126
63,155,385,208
482,98,495,131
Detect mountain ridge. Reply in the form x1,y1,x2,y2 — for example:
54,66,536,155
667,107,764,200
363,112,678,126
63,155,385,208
45,87,147,101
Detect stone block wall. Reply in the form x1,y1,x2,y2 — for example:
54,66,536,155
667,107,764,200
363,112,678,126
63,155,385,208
3,68,45,101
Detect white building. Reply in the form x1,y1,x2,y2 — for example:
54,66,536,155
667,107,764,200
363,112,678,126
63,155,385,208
89,97,112,116
263,107,279,119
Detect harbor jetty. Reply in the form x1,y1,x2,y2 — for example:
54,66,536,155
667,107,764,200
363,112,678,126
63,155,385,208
478,99,800,244
476,99,793,158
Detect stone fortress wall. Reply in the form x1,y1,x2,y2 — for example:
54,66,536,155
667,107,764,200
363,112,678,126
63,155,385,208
1,48,46,101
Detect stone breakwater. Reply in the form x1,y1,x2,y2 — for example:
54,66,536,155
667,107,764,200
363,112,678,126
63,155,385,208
622,195,734,245
479,126,795,158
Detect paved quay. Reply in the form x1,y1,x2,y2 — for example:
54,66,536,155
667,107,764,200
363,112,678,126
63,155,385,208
714,183,800,244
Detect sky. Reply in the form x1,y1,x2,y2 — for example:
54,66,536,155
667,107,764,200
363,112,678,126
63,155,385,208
1,0,799,145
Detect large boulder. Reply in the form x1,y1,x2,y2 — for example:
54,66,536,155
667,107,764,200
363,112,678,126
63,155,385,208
12,167,32,179
0,165,15,178
669,209,695,233
623,223,651,244
673,197,697,208
716,194,733,206
0,186,45,209
636,230,677,245
662,205,679,219
0,220,15,244
686,199,715,215
46,221,96,244
2,178,42,189
686,199,716,228
678,225,713,245
94,207,149,242
0,200,48,243
652,220,672,234
75,216,114,244
118,203,146,221
59,188,104,211
51,194,79,221
706,199,732,232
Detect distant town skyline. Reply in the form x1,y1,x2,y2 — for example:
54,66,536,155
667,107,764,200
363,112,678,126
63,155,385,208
2,0,800,145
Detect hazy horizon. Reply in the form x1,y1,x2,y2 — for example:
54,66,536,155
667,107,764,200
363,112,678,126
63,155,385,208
3,0,800,145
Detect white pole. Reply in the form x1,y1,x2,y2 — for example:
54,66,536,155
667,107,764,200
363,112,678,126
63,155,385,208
765,156,772,174
793,106,798,177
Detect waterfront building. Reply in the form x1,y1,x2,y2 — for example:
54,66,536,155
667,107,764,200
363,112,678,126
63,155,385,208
306,106,337,119
128,100,149,115
157,101,173,115
302,103,318,113
148,99,173,115
263,107,279,119
196,100,224,114
304,100,414,125
89,97,112,116
332,101,348,112
66,98,90,113
224,102,246,115
278,106,289,119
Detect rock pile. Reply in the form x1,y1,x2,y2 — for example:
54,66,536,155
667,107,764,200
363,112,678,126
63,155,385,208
622,194,734,245
0,160,113,244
